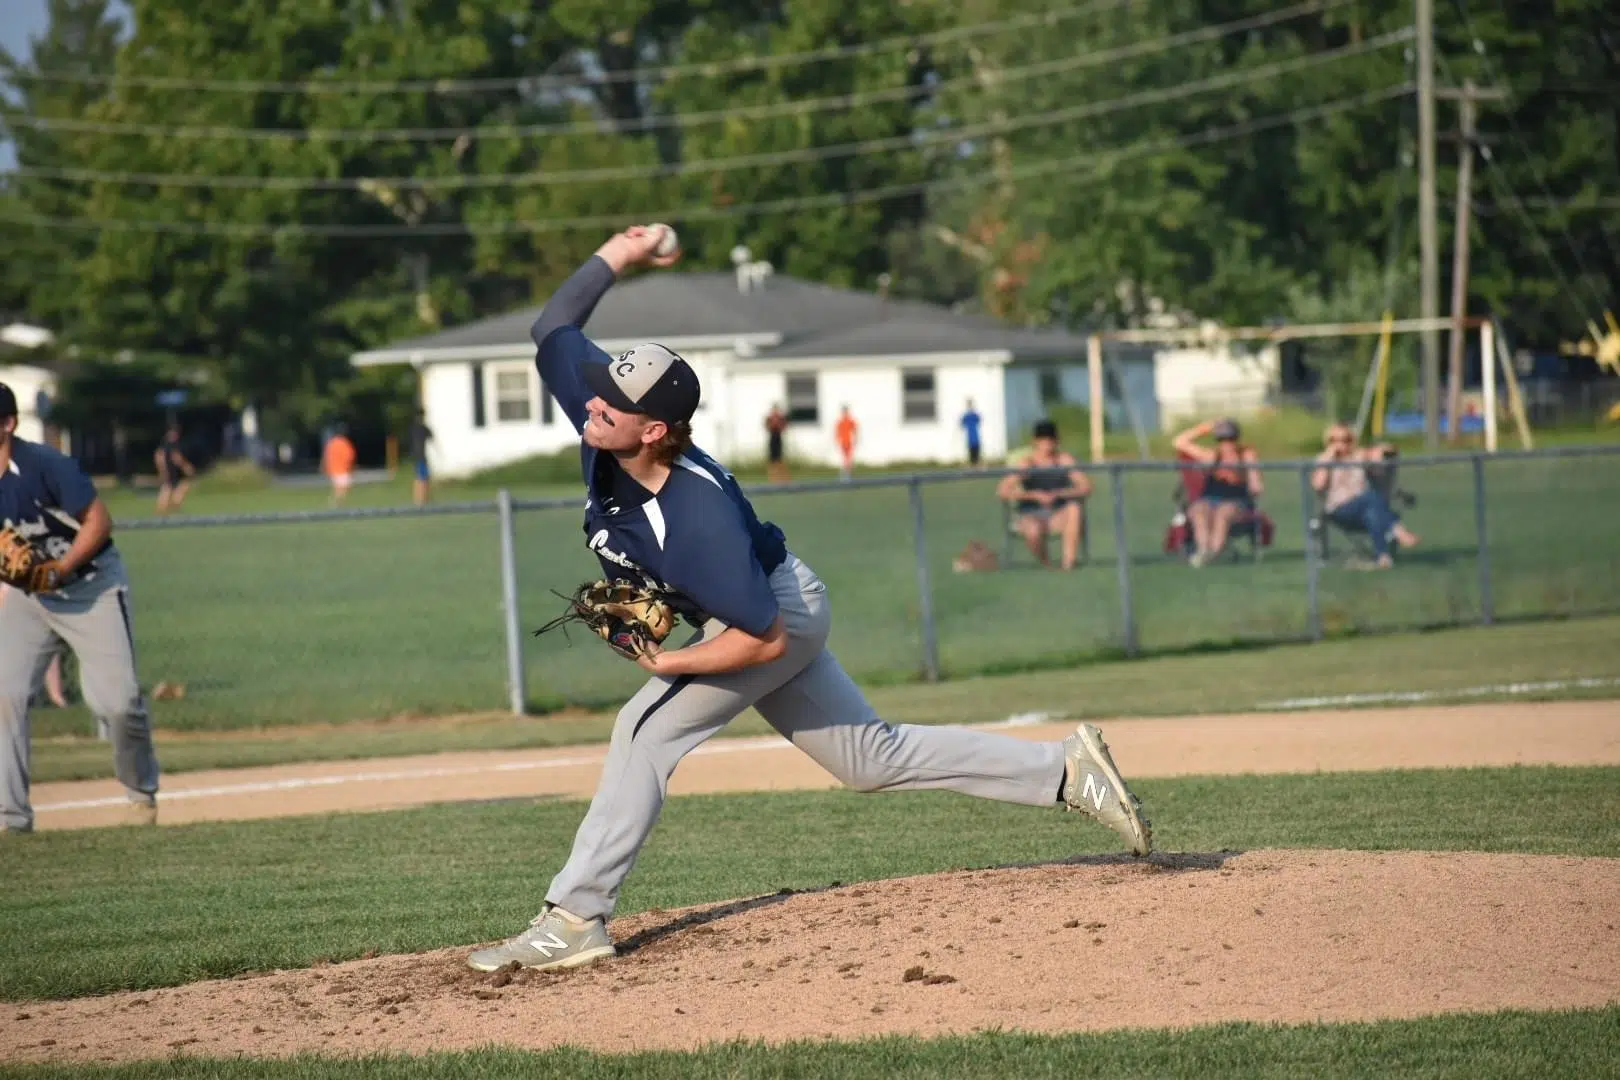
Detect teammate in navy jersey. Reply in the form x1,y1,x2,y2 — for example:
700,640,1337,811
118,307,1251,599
467,228,1152,972
0,383,160,834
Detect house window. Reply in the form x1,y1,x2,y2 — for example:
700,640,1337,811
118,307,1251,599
1038,366,1064,405
785,372,819,424
538,378,555,425
494,367,532,422
471,362,486,428
901,368,937,422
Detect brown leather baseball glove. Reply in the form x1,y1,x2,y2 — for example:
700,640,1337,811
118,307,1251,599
533,579,679,662
0,526,61,594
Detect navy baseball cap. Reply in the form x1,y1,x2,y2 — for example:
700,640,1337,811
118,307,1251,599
584,343,701,425
0,382,17,418
1213,418,1240,441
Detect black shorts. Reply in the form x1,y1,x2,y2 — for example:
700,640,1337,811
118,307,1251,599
968,443,982,464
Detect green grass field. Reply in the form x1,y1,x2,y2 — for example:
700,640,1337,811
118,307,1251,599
29,615,1620,780
4,765,1617,1002
4,1007,1617,1080
35,448,1620,735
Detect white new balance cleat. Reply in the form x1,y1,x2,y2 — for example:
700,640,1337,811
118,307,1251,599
1062,723,1153,856
466,906,617,973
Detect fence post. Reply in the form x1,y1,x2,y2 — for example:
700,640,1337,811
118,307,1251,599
1471,455,1495,625
496,489,527,716
1108,465,1139,657
1298,465,1323,641
906,478,941,682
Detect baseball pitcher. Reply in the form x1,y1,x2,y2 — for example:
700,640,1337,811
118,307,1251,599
467,228,1151,972
0,383,160,834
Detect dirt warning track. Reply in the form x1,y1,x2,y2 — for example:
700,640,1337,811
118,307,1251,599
32,699,1620,830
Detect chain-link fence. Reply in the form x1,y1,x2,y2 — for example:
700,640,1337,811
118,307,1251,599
108,445,1620,729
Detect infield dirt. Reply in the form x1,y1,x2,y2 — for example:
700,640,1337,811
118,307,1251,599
8,699,1620,1066
31,699,1620,830
6,849,1619,1065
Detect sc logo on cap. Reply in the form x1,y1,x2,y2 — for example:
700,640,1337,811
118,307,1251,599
614,350,639,378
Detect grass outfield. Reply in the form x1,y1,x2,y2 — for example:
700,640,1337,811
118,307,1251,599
3,1007,1617,1079
34,448,1614,732
29,616,1620,781
3,766,1617,1002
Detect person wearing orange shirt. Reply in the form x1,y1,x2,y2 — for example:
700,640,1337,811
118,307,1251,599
834,406,858,482
323,426,357,506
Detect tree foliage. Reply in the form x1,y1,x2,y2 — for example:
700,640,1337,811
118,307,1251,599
0,0,1613,446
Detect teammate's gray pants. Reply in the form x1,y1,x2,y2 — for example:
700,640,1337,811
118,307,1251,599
0,554,160,832
546,555,1064,921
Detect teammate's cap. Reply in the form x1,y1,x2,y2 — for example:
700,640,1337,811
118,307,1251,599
0,382,17,419
584,343,701,425
1033,419,1058,440
1213,418,1240,441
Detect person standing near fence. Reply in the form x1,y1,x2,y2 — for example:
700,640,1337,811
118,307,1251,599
323,424,357,507
0,382,160,834
409,410,435,507
154,423,196,515
960,399,984,467
764,404,789,484
464,227,1152,973
835,406,858,481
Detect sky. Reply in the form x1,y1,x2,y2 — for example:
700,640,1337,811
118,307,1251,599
1,0,131,168
1,0,54,169
0,0,51,67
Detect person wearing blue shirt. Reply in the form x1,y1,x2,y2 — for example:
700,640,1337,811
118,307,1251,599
960,400,984,466
466,228,1152,973
0,383,160,834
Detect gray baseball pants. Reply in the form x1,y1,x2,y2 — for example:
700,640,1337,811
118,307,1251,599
0,552,160,832
546,554,1064,921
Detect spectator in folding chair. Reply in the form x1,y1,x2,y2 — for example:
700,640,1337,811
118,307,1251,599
1311,423,1420,570
1171,418,1267,566
996,419,1091,570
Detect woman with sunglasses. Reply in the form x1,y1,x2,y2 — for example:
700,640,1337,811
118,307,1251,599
1311,423,1420,568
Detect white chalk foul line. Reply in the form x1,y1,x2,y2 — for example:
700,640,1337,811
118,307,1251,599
1256,676,1620,711
35,713,1069,815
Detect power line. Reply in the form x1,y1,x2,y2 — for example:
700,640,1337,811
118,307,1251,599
1444,0,1611,311
5,21,1405,145
1475,147,1605,322
1474,196,1620,215
0,0,1137,96
0,85,1411,239
3,0,1344,147
0,30,1409,194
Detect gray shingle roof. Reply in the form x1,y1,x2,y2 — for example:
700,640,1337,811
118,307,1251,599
764,313,1089,359
360,271,1091,361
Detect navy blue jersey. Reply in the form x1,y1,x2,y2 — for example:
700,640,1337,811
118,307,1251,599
0,438,110,576
536,325,788,635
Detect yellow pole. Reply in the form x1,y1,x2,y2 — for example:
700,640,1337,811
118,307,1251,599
1480,320,1497,452
1492,333,1534,450
1371,310,1395,437
1087,334,1105,463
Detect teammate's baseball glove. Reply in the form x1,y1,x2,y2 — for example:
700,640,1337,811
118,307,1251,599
0,527,60,594
533,579,678,662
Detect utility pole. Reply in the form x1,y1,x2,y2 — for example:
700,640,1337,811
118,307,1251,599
1440,80,1506,440
1416,0,1440,447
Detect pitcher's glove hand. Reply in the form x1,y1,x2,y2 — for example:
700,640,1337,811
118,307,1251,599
533,579,678,662
0,527,61,594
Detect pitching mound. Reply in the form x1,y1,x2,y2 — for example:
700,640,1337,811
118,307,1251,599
7,849,1619,1065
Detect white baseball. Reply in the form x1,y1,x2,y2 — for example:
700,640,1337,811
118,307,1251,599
649,222,679,258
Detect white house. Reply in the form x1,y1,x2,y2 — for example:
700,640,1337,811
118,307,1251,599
350,269,1276,478
0,363,61,446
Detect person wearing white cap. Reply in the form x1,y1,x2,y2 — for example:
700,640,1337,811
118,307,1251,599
465,227,1152,974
